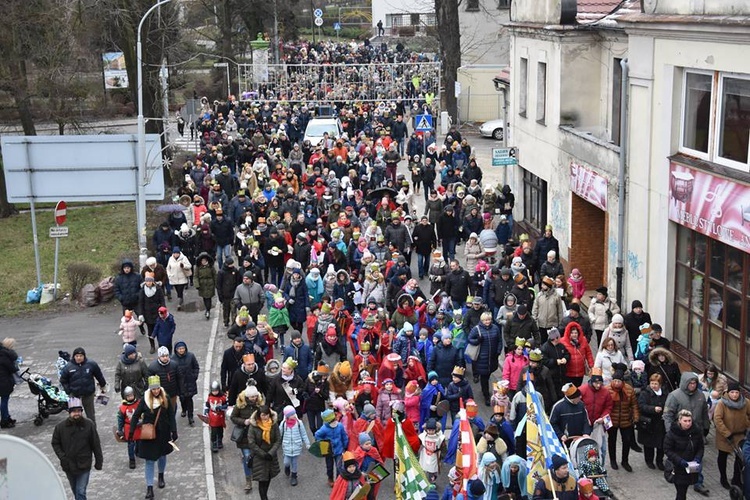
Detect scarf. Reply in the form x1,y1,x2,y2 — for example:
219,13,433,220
653,388,663,396
144,285,157,298
258,417,273,444
722,395,746,410
286,417,297,429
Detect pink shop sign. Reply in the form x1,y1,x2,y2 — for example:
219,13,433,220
570,162,608,211
668,162,750,253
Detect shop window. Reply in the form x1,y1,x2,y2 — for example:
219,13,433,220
675,305,689,344
717,76,750,168
681,72,712,154
726,334,740,379
709,239,725,283
675,266,690,305
522,169,547,231
537,62,547,125
519,57,528,118
708,321,723,366
689,313,703,354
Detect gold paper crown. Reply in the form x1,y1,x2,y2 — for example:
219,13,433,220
452,366,466,377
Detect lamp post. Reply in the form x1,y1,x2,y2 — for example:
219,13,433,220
137,0,172,265
213,62,231,98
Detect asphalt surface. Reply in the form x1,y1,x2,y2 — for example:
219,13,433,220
0,130,728,499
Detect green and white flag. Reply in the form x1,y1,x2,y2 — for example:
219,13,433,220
394,417,434,500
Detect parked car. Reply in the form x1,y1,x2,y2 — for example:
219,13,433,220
479,119,504,140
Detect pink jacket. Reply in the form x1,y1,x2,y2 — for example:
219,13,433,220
119,317,140,343
502,352,529,391
568,275,587,300
404,393,421,424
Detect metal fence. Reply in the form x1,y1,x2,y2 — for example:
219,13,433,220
236,61,441,109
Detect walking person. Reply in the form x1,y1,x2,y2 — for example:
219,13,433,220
114,259,143,314
116,386,141,469
664,409,704,500
247,405,282,500
0,338,20,428
230,385,264,494
637,373,668,470
166,246,192,311
466,312,502,406
138,272,166,354
152,307,176,354
713,381,750,490
128,376,178,499
51,397,103,500
148,346,183,412
194,252,217,320
279,405,311,487
607,367,639,472
114,344,149,400
217,257,242,327
172,341,200,426
59,347,107,426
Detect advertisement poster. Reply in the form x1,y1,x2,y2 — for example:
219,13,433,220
570,162,608,211
668,161,750,253
102,52,128,89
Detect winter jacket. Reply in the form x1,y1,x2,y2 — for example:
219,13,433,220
506,312,541,348
304,373,330,413
712,396,750,453
216,264,242,302
588,298,620,331
560,323,594,379
195,262,217,299
647,348,681,394
59,354,107,398
228,364,268,406
598,325,634,364
663,422,704,486
376,388,403,425
171,341,200,398
266,373,306,415
137,285,166,325
519,365,557,414
281,277,309,325
51,413,103,475
428,261,449,296
663,372,710,432
0,346,19,397
501,352,528,391
148,358,183,398
427,343,465,388
580,381,613,426
315,420,350,456
166,252,192,286
279,417,311,457
229,392,264,449
463,239,484,274
412,223,438,255
491,276,515,309
637,386,667,448
593,348,625,385
425,198,443,225
550,398,592,440
384,223,411,254
467,323,501,376
540,340,570,394
436,210,459,240
445,379,474,413
533,236,560,269
623,310,653,353
608,383,639,428
114,260,142,307
532,289,565,329
444,268,472,304
220,345,244,392
392,333,419,365
114,352,149,399
128,391,178,461
283,342,314,381
559,313,593,342
152,313,176,349
246,410,282,481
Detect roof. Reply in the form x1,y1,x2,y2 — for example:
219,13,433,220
577,0,623,16
577,0,641,25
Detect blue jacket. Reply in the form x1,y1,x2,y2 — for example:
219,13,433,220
60,354,106,397
467,323,501,376
392,332,419,364
428,343,465,388
152,313,176,348
283,342,314,381
549,397,592,441
281,278,309,324
314,421,349,456
279,418,311,457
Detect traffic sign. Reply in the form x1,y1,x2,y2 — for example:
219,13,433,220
492,147,518,166
49,226,69,238
414,114,433,132
314,8,323,18
54,200,67,225
333,22,341,31
314,16,324,27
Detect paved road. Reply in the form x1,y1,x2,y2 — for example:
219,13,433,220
0,133,726,499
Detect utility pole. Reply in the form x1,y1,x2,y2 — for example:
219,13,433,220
273,0,280,64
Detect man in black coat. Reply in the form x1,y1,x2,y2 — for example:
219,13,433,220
392,114,409,157
410,216,437,279
540,327,571,399
114,260,142,314
221,338,245,393
210,208,235,269
148,346,183,410
444,259,472,309
623,300,653,352
436,205,459,262
216,257,242,327
59,347,107,425
228,354,268,406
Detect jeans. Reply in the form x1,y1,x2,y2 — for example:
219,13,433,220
216,244,232,269
144,456,167,486
417,253,430,278
128,441,137,460
0,395,9,420
397,139,405,156
505,214,514,236
442,238,456,263
284,455,299,474
423,183,434,204
65,470,91,500
241,448,253,477
269,266,283,287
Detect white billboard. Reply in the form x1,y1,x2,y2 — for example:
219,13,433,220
102,52,129,89
1,134,165,203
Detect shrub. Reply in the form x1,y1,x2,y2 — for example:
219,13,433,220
67,263,102,299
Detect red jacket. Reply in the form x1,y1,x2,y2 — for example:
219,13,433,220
118,399,141,440
579,382,613,426
206,393,227,428
560,322,594,378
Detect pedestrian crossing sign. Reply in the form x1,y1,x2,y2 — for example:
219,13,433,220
415,114,433,132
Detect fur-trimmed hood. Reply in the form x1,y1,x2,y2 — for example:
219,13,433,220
648,347,674,366
249,408,278,426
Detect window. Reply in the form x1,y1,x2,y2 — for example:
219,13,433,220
717,76,750,166
519,57,528,118
466,0,480,11
682,72,712,154
410,13,420,26
389,14,403,27
673,225,750,384
498,0,511,8
536,62,547,124
522,169,547,230
612,58,623,145
423,14,436,26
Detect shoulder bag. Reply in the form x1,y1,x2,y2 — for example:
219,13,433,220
139,407,162,441
231,422,249,442
465,326,482,362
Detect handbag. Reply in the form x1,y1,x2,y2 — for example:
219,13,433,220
139,407,162,441
231,423,248,443
465,326,481,361
663,458,675,483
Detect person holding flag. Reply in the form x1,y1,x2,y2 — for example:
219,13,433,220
531,454,578,499
394,413,435,499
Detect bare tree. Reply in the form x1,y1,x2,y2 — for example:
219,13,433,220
436,0,462,119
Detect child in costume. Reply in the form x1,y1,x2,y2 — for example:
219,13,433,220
630,360,648,396
420,371,446,431
634,323,653,361
490,380,511,416
419,418,446,483
314,409,349,487
354,432,385,500
404,380,422,429
204,380,227,452
115,386,141,469
265,287,291,352
577,447,610,497
330,451,367,500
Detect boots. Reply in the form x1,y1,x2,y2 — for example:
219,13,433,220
291,473,298,486
145,486,154,499
720,470,731,489
129,458,136,469
158,473,165,489
284,465,290,477
177,298,183,311
244,476,253,494
149,338,156,354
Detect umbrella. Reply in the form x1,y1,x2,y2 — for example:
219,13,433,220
155,204,186,213
366,186,397,202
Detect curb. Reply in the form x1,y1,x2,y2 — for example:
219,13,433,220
202,315,219,500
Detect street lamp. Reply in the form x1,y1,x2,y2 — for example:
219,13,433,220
137,0,172,265
213,62,231,99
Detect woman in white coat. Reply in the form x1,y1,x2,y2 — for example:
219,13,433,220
594,337,626,385
166,246,192,310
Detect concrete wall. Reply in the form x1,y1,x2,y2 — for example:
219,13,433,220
643,0,750,15
459,0,511,66
511,0,561,24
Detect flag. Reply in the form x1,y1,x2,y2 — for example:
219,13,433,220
458,399,478,493
525,376,575,493
394,415,434,500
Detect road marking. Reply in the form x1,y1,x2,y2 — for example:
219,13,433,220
202,315,219,500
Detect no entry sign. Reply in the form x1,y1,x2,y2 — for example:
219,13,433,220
54,200,67,225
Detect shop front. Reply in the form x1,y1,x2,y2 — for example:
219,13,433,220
669,159,750,385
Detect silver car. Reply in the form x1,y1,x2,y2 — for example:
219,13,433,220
479,119,504,140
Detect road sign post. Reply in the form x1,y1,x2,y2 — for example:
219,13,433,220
492,148,518,187
52,201,68,300
414,114,433,159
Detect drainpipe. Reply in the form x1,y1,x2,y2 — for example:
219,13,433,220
616,58,629,309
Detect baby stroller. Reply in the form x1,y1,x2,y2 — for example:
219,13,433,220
567,436,613,498
729,438,746,500
20,368,69,426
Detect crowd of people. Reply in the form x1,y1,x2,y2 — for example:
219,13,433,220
2,40,750,499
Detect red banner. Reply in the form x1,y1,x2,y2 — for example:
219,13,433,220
570,162,608,211
668,162,750,252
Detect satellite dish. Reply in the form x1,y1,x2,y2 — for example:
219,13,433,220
0,435,67,499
